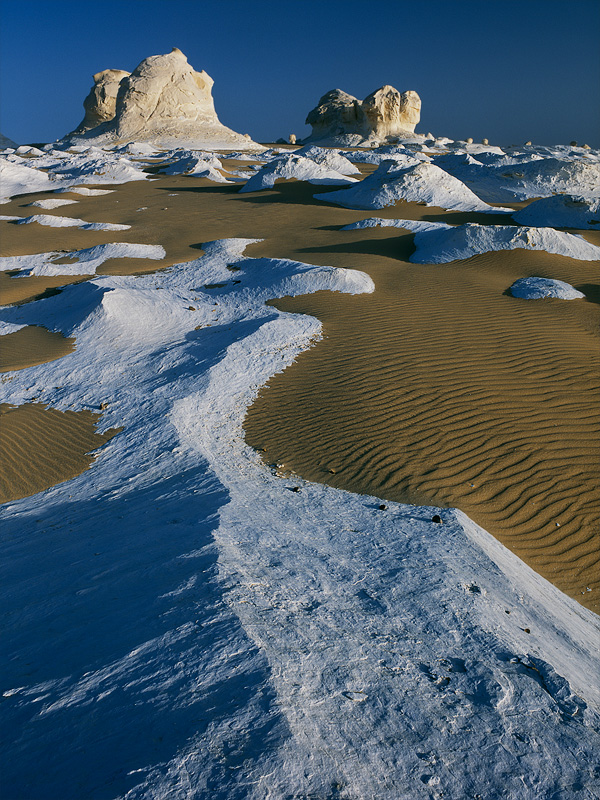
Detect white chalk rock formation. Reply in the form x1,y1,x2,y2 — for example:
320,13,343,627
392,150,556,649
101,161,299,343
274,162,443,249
513,194,600,230
345,218,600,263
322,160,508,213
75,69,131,133
304,85,421,146
294,144,360,175
509,276,585,300
65,48,262,151
361,86,421,139
240,153,358,192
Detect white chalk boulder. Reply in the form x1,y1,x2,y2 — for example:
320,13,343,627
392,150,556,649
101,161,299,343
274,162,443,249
322,160,508,213
513,195,600,230
509,277,585,300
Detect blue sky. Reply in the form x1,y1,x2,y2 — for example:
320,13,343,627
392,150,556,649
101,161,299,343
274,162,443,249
1,0,599,146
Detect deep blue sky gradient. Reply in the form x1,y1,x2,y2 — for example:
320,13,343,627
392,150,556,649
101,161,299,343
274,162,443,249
1,0,599,147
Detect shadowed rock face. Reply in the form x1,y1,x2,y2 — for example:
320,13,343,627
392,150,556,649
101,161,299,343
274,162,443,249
65,48,261,150
305,85,421,144
305,89,364,136
0,132,18,148
76,69,131,133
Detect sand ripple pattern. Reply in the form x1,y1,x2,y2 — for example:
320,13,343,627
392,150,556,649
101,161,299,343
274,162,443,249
245,245,600,611
0,404,120,503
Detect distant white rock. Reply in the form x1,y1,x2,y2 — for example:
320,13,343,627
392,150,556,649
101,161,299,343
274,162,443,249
15,145,45,157
293,145,360,175
304,85,422,146
433,152,600,203
0,242,166,276
11,214,131,231
343,218,600,263
159,150,233,182
50,148,151,185
239,153,358,192
509,277,585,299
55,186,115,196
27,198,79,209
344,145,428,165
63,48,263,151
513,195,600,230
322,160,510,213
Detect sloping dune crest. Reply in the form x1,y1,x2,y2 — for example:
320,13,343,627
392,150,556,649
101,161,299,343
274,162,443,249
245,243,600,607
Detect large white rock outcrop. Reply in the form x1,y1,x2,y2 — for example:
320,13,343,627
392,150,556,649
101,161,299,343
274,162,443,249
304,85,421,146
64,48,262,151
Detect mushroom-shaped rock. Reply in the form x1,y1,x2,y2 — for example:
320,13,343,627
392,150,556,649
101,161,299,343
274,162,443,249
64,48,262,151
75,69,131,132
361,86,421,138
304,85,421,145
305,89,365,140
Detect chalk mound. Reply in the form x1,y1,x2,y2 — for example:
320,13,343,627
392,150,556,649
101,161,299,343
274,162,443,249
239,153,358,193
64,48,262,151
293,145,360,175
0,159,53,203
304,85,421,146
343,218,600,263
0,242,166,277
509,276,585,299
433,152,600,203
322,160,507,213
513,195,600,230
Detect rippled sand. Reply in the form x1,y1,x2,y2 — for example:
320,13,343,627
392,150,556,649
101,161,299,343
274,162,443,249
1,168,598,609
0,403,120,502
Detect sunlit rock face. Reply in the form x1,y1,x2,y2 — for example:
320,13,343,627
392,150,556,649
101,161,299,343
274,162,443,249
361,86,421,138
304,85,421,145
113,48,219,140
75,69,131,133
65,48,262,150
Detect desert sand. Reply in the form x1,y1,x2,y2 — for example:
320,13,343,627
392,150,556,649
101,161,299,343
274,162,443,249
1,162,597,610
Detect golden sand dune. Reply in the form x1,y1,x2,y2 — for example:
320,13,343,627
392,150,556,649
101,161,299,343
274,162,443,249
245,236,600,611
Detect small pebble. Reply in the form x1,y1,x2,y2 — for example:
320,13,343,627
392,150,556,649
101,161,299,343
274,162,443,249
432,514,443,524
379,504,387,511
